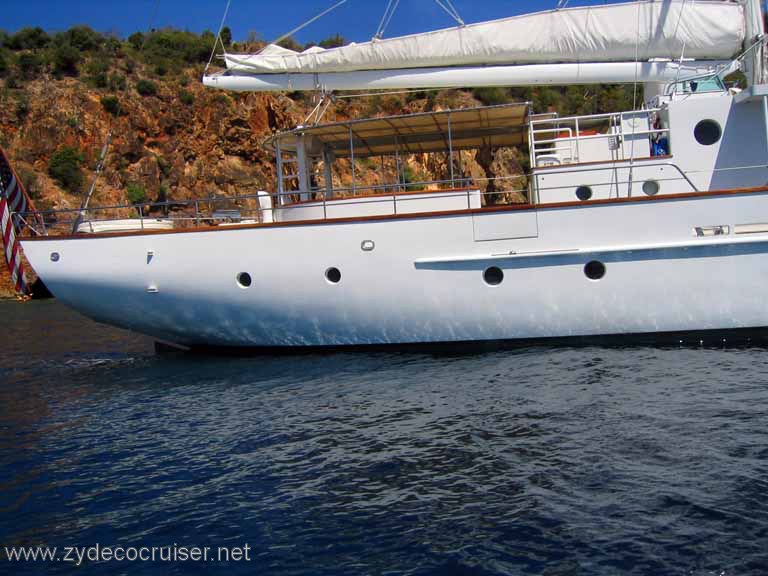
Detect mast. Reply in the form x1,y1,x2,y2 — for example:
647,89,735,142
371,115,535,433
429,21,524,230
743,0,767,86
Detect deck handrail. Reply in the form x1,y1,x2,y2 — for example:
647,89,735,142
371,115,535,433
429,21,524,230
13,162,768,237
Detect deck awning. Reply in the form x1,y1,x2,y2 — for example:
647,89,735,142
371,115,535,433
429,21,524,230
265,102,530,158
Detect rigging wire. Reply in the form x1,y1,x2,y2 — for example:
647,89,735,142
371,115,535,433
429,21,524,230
76,0,164,230
375,0,401,39
627,0,641,197
205,0,233,73
434,0,464,26
671,0,689,92
270,0,350,48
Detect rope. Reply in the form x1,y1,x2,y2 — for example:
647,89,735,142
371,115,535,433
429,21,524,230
270,0,350,48
206,0,233,73
141,0,162,50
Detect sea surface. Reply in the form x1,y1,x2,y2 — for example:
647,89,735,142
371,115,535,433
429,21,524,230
1,300,767,575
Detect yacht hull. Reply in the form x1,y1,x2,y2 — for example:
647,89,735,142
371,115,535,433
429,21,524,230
20,192,768,349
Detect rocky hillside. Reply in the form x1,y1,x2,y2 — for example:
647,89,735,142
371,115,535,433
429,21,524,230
0,25,637,298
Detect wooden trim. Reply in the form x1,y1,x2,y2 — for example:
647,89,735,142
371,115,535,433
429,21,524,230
22,185,768,242
532,155,673,172
282,186,479,206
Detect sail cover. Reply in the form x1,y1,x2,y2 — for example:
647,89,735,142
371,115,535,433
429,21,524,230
224,1,745,75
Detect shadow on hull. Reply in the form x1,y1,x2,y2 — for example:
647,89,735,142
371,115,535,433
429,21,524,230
156,327,768,358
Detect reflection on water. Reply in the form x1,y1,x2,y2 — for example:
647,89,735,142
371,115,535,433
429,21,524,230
1,301,768,575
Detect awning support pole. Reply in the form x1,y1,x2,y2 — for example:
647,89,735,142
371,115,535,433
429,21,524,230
763,95,768,158
349,126,356,195
447,111,455,187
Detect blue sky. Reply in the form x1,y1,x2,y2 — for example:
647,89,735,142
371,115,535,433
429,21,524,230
3,0,607,44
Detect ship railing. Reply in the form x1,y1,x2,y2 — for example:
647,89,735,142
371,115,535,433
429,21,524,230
12,163,768,237
532,160,701,195
529,108,668,168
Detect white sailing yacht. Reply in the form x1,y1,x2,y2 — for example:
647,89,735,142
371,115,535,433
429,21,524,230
16,0,768,349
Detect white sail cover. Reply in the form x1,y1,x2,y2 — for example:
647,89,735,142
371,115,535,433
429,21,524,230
224,1,745,75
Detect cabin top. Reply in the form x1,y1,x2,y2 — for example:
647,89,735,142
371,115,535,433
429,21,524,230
264,102,530,158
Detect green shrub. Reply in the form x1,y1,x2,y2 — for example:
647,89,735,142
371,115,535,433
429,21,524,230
178,89,194,105
136,79,158,96
55,26,103,52
100,95,121,116
318,33,347,49
15,94,30,119
16,52,44,80
154,61,169,77
472,87,510,106
7,27,50,50
276,36,302,52
403,165,425,191
157,183,169,203
48,147,85,193
0,50,8,77
108,72,126,91
16,166,41,199
141,28,214,66
127,32,144,51
126,182,147,204
86,58,110,87
220,27,232,47
52,43,81,76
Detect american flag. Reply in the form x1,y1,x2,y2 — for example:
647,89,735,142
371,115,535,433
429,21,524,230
0,146,33,295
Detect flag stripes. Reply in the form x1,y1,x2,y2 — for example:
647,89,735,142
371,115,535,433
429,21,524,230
0,148,31,295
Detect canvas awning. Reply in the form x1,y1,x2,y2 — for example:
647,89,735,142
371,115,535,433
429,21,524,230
265,103,530,158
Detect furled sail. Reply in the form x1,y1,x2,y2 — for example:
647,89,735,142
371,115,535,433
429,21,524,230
204,0,746,91
227,1,743,72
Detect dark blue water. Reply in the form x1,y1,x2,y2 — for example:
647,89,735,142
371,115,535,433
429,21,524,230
2,301,768,575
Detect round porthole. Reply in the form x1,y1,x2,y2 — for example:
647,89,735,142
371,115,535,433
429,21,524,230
236,272,252,288
50,252,60,262
576,186,593,201
694,119,721,146
642,180,660,196
325,267,341,284
584,260,606,281
483,266,504,286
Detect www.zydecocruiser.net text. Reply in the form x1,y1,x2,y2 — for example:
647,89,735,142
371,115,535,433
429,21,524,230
4,543,252,566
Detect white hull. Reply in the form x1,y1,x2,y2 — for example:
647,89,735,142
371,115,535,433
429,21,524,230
21,191,768,348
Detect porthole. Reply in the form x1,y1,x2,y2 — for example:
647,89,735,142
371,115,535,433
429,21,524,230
694,119,722,146
584,260,606,281
483,266,504,286
642,180,660,196
236,272,252,288
576,186,593,201
325,267,341,284
50,252,60,262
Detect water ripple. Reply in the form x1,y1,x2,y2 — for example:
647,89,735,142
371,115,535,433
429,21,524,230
2,303,768,575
